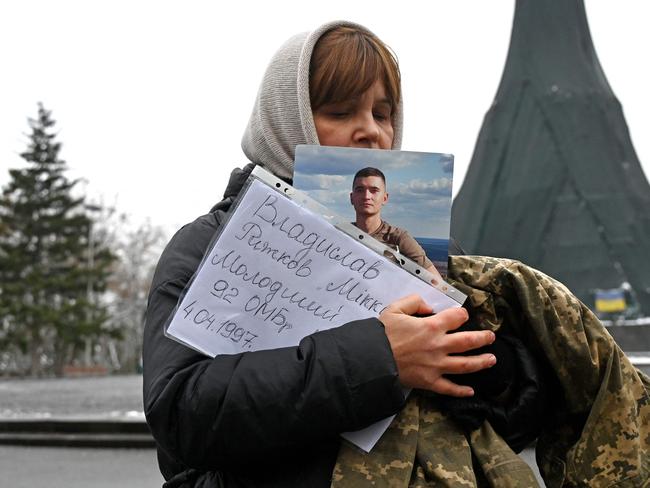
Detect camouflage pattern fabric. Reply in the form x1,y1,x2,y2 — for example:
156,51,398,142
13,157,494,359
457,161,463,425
332,256,649,487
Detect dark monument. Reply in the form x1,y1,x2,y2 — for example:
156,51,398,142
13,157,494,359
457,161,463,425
451,0,650,317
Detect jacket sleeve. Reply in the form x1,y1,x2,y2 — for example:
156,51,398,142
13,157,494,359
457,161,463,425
142,217,405,472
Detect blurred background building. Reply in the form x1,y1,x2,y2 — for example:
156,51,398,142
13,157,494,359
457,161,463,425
452,0,650,326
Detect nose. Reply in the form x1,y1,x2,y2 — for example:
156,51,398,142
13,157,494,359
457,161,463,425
352,111,380,148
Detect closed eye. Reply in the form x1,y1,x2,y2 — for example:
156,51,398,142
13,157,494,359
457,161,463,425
373,102,392,122
318,102,353,119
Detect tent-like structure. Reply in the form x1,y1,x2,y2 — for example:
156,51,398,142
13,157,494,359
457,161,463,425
451,0,650,315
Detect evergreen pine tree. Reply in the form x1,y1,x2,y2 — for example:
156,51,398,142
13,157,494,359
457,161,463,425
0,103,115,376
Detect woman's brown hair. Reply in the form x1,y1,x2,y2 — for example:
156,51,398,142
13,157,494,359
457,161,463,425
309,26,401,113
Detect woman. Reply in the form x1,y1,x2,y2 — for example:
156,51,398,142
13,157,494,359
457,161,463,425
143,21,497,487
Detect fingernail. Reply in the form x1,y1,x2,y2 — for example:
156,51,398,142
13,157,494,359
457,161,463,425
466,388,475,397
488,355,497,366
489,331,496,343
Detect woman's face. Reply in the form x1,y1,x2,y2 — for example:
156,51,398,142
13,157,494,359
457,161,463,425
313,80,394,150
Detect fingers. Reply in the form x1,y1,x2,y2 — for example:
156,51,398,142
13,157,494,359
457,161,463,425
443,329,496,354
429,353,495,397
441,353,497,375
425,264,443,286
384,298,469,330
428,307,469,333
383,294,433,317
430,377,475,398
381,296,499,398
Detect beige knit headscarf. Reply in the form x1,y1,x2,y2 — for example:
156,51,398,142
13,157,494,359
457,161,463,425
240,20,404,181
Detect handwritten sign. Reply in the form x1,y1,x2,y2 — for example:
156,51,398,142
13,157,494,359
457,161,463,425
166,177,461,356
165,176,462,451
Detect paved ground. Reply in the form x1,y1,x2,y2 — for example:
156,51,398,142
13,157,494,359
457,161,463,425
0,445,541,487
0,374,545,484
0,374,143,419
0,446,163,488
0,376,162,486
19,367,650,486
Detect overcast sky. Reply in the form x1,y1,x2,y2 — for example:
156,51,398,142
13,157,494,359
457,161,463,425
1,1,648,238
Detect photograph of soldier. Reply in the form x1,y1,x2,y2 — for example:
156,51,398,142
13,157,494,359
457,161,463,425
350,167,443,281
293,145,453,277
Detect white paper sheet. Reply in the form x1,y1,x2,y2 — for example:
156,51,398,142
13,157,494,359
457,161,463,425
166,177,462,451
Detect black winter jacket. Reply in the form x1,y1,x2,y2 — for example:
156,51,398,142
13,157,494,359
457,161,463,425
142,165,406,487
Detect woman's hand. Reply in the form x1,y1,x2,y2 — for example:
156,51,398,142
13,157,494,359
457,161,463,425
380,294,496,397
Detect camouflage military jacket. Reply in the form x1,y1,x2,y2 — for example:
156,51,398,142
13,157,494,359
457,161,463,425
332,256,649,487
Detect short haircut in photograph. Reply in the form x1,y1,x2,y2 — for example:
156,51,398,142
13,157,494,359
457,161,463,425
352,167,386,187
